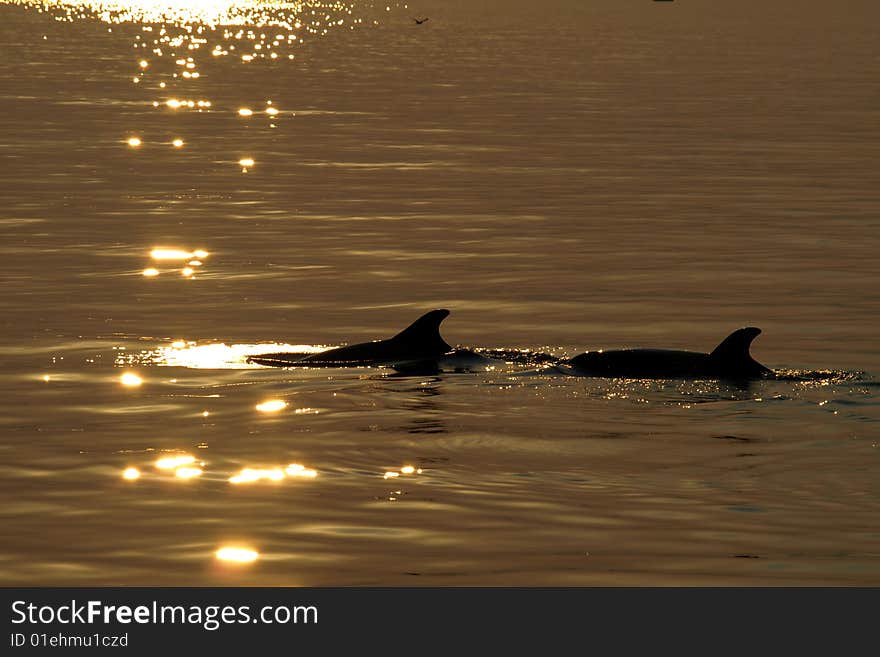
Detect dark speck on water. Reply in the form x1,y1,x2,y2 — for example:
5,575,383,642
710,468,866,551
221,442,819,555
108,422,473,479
0,0,879,585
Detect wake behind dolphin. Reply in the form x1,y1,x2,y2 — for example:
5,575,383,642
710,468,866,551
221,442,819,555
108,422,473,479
560,327,773,380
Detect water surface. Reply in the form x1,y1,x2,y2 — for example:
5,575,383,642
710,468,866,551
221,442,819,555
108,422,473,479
1,0,878,585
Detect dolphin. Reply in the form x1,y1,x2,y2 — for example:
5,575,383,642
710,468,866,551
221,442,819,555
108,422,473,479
561,327,773,380
247,309,453,369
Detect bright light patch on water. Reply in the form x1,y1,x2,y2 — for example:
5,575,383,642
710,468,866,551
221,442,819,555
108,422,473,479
120,372,143,386
216,547,258,564
150,248,204,260
285,463,318,478
152,341,324,369
142,267,160,277
156,455,195,470
175,466,203,479
229,467,285,484
127,137,141,147
256,399,287,413
122,467,141,480
228,464,317,484
385,465,422,479
22,1,362,28
162,98,210,110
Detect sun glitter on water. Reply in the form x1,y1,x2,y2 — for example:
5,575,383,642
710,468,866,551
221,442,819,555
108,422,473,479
255,399,287,413
120,372,143,387
19,0,402,197
22,1,383,34
215,547,258,564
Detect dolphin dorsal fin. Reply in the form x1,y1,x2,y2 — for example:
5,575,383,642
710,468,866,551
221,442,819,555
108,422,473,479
391,309,452,352
709,327,762,363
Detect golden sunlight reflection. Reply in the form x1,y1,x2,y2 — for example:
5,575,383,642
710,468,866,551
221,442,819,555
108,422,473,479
216,547,258,564
142,267,160,277
161,96,211,112
150,247,208,260
120,372,143,387
126,137,142,147
122,467,141,481
30,0,337,27
384,465,423,479
154,340,323,369
255,399,287,413
237,108,253,117
42,374,51,382
172,138,184,147
228,462,317,484
229,467,284,484
238,157,255,172
19,1,398,81
285,463,318,478
174,466,203,479
155,454,196,470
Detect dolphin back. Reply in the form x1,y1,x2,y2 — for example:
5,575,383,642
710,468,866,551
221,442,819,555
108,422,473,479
565,327,773,379
251,309,453,368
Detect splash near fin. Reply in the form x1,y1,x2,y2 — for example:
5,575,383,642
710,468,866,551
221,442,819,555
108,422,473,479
391,309,452,352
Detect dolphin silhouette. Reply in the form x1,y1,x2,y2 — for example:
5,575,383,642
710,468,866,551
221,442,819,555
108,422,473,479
247,309,453,368
562,327,772,379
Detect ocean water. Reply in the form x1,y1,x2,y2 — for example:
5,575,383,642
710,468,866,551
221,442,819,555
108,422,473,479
1,0,878,585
